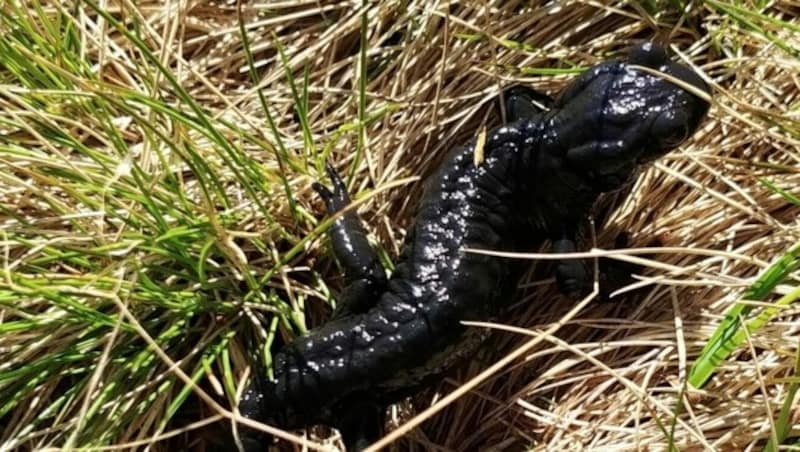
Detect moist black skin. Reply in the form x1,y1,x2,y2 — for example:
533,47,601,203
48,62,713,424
238,42,710,450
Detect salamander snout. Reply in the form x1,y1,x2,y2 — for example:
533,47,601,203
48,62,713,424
628,42,711,162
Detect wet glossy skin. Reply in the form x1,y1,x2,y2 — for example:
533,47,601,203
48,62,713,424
239,42,710,450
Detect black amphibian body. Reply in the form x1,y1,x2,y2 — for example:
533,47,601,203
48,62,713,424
239,42,710,450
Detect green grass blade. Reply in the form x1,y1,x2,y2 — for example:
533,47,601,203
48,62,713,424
705,0,800,58
236,4,300,227
689,242,800,388
760,178,800,206
273,36,315,170
348,0,370,186
764,337,800,452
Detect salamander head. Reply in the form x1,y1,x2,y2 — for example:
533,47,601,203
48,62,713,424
550,42,710,190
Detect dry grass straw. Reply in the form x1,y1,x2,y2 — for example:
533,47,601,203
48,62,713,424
1,1,799,451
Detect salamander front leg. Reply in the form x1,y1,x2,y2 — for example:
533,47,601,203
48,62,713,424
313,162,388,319
502,85,554,122
552,230,645,301
551,228,591,298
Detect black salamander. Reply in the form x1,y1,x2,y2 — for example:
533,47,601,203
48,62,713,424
239,42,710,450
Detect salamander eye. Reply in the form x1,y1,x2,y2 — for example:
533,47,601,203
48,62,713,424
662,123,688,147
652,111,689,148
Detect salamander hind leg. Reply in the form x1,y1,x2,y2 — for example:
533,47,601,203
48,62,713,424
313,162,388,319
235,376,278,452
502,85,554,122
